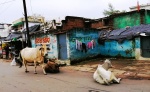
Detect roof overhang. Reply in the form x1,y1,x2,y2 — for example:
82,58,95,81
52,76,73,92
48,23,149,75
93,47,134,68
140,33,147,36
12,21,24,27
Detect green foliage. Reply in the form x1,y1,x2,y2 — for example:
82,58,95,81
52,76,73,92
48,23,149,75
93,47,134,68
103,3,126,16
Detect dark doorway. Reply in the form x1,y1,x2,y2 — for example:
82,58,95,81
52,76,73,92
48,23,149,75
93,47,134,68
141,36,150,57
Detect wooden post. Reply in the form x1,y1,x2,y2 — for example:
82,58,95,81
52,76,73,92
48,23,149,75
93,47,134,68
22,0,31,47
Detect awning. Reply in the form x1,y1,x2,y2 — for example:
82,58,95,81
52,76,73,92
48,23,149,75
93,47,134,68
12,21,24,27
0,37,6,41
5,32,22,41
5,25,40,41
22,25,40,34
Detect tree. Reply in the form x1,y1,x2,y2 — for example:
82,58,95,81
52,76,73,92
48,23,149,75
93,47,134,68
103,3,125,16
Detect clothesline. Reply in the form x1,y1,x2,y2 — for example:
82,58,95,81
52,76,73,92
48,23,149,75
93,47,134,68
75,39,96,53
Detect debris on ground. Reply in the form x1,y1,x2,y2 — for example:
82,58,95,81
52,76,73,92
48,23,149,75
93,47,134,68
72,58,150,80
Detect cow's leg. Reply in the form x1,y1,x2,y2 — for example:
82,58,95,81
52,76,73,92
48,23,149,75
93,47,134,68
41,64,47,75
34,61,37,74
23,59,29,73
110,73,121,83
103,78,110,85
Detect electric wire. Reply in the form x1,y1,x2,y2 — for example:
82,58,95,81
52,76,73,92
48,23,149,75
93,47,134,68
0,0,18,23
0,0,16,5
0,0,16,16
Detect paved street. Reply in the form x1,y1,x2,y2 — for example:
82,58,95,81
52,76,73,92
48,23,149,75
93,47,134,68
0,59,150,92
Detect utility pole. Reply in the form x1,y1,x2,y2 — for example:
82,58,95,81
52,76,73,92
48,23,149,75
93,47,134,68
22,0,30,47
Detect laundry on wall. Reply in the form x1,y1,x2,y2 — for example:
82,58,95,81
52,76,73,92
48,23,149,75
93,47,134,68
75,39,96,53
87,40,96,49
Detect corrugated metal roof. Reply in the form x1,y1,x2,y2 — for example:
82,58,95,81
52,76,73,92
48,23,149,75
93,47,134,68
22,25,40,34
4,25,40,41
5,32,22,41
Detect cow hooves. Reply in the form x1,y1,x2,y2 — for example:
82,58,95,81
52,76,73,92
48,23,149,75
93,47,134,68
44,73,47,75
118,78,122,81
34,72,37,74
19,66,22,68
25,71,29,73
117,78,122,83
106,83,110,86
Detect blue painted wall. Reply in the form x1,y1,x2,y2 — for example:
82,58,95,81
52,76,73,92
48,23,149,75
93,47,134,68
29,31,140,61
99,40,135,58
68,28,100,61
135,37,140,49
31,33,58,59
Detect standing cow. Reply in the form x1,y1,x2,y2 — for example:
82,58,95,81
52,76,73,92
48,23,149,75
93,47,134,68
18,44,50,75
93,59,121,85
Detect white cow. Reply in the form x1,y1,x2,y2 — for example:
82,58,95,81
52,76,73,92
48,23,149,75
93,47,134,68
93,59,121,85
19,44,50,75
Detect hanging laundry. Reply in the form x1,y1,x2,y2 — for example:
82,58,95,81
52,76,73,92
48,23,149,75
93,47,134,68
76,39,82,51
87,41,92,49
82,43,87,53
91,40,96,48
87,40,96,49
76,39,96,52
78,42,82,50
76,39,78,49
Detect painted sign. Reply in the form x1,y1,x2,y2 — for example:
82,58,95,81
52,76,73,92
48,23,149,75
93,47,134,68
35,37,50,44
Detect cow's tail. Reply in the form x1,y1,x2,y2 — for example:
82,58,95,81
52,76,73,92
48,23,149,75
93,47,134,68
17,52,23,68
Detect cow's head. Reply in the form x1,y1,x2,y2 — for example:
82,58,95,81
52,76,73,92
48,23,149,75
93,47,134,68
102,59,113,70
39,44,50,56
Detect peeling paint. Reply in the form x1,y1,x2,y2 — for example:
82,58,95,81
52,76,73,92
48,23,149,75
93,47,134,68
113,13,140,29
100,40,135,58
125,49,132,55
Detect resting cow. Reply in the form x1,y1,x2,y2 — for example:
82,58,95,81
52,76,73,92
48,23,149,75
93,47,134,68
44,60,60,73
18,44,50,75
93,59,121,85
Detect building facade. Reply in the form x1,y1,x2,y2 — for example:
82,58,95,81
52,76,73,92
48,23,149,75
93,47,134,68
98,9,150,60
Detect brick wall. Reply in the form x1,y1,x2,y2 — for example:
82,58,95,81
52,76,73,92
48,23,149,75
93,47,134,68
61,16,112,31
62,17,84,31
91,21,103,29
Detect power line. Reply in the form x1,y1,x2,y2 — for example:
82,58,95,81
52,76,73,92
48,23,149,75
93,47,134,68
0,0,16,5
0,1,14,15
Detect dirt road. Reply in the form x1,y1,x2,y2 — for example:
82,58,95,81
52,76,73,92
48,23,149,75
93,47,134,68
0,59,150,92
68,58,150,80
